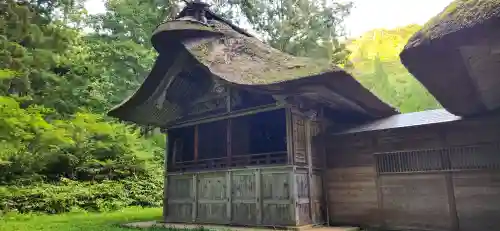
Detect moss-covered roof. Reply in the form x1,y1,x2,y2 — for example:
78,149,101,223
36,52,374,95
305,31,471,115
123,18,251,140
399,0,500,117
405,0,500,48
107,4,397,126
184,20,338,85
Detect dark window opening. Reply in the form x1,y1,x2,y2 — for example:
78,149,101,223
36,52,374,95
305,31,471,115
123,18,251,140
168,126,195,164
231,109,287,165
198,120,227,160
232,89,276,111
168,109,288,172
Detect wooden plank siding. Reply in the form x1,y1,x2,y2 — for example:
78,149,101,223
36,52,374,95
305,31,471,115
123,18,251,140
324,115,500,231
165,166,320,227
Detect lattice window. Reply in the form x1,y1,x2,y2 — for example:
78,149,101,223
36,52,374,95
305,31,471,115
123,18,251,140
376,143,500,174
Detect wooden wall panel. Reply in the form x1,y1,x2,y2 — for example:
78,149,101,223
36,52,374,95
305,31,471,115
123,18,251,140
445,119,500,146
310,120,325,169
231,170,257,225
261,169,293,226
323,115,500,231
166,166,300,227
375,127,444,152
196,172,228,223
453,172,500,231
311,172,325,224
379,174,452,231
166,176,194,222
326,166,379,226
295,171,311,225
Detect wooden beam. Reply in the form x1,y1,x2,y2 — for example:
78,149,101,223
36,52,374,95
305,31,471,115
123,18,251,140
168,104,284,129
153,51,188,110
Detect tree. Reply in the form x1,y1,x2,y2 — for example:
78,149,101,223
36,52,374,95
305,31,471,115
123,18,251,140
226,0,353,66
348,25,441,112
88,0,182,46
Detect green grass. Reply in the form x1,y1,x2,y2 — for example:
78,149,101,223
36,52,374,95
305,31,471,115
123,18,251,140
0,207,169,231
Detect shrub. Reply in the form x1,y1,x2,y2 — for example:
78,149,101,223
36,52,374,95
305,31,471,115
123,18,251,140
0,96,166,214
0,96,164,185
0,178,163,214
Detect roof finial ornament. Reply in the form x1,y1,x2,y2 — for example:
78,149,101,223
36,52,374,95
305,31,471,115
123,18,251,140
182,0,210,25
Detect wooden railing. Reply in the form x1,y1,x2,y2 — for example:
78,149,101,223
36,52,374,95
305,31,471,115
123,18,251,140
172,151,287,172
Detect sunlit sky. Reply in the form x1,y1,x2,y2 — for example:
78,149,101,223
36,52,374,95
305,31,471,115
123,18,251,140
84,0,453,37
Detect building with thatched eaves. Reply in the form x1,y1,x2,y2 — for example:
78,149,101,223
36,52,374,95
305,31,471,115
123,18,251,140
400,0,500,116
109,1,500,231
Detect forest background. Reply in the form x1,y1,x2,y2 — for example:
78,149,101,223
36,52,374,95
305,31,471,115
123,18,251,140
0,0,441,215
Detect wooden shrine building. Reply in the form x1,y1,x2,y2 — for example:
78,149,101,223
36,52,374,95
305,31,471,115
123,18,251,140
108,1,500,231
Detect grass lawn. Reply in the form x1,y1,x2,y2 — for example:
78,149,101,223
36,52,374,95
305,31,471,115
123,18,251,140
0,207,178,231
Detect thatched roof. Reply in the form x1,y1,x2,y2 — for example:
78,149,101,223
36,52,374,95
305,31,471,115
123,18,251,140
400,0,500,116
108,3,396,127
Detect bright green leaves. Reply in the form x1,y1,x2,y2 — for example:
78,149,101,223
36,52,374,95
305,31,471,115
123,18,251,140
0,97,163,185
348,26,442,112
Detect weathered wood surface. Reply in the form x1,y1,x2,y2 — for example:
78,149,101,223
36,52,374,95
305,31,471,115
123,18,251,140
292,112,308,165
165,166,318,227
379,174,452,231
325,167,379,226
311,171,326,224
453,172,500,231
324,115,500,231
295,169,311,225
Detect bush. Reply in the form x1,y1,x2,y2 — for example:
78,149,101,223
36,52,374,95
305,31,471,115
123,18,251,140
0,96,166,214
0,96,164,184
0,178,163,214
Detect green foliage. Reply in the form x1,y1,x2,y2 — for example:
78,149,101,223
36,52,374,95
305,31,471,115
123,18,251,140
0,96,163,185
0,0,165,215
348,25,442,112
0,179,163,214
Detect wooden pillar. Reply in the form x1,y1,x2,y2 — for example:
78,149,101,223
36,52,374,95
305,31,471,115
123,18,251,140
318,110,331,226
192,173,198,222
226,88,232,167
255,169,262,224
305,119,315,224
441,132,459,231
163,133,169,222
194,125,199,162
227,119,232,167
286,108,295,165
291,167,299,226
226,171,232,223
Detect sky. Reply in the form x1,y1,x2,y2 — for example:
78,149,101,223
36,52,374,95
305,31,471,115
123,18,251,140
84,0,454,37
